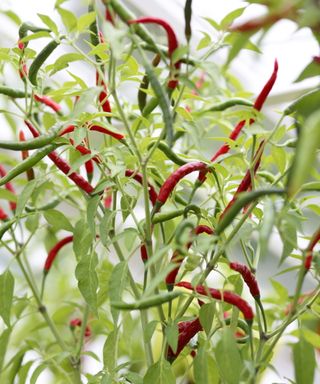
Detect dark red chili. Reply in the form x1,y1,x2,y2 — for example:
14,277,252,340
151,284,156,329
24,121,94,194
0,206,8,221
128,17,180,89
155,162,207,211
44,235,74,273
19,130,35,181
34,94,62,113
229,262,260,299
198,60,278,182
176,281,254,322
304,227,320,271
166,225,214,289
220,140,265,219
69,318,91,337
0,165,17,211
59,124,124,141
125,169,158,206
166,318,202,362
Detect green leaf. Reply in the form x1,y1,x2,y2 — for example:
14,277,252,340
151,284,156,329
259,199,275,259
56,7,77,32
270,279,288,304
295,60,320,82
145,320,158,343
287,110,320,197
214,328,244,384
50,53,83,75
0,270,14,327
0,188,17,203
87,195,100,235
0,328,11,376
301,329,320,349
77,12,96,32
30,363,48,384
194,344,219,384
37,14,59,35
199,303,215,335
293,336,315,384
197,32,211,50
165,321,178,353
2,10,21,25
220,8,246,30
99,209,116,248
16,180,37,216
75,251,99,315
109,262,128,324
103,330,118,372
20,31,51,43
143,359,175,384
43,209,73,232
73,219,93,260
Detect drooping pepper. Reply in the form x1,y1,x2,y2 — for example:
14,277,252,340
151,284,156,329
0,165,17,211
44,236,74,273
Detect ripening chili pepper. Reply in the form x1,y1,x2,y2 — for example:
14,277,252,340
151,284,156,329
304,226,320,271
220,140,265,220
44,235,74,273
198,60,278,182
24,121,94,194
313,56,320,65
154,162,207,212
0,165,17,211
104,188,112,208
229,262,260,299
128,17,181,89
0,206,8,221
59,124,124,141
19,130,35,181
166,224,214,290
69,318,91,338
125,169,158,206
29,40,60,86
166,318,202,362
176,281,254,322
34,94,62,114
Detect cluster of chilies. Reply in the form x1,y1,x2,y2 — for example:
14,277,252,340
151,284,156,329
1,1,320,361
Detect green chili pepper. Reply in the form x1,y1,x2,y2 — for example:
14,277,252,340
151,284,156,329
148,141,187,166
216,188,286,234
0,132,59,150
199,98,254,114
175,219,195,245
183,204,201,218
142,96,159,117
284,88,320,115
111,291,182,310
138,54,161,113
152,208,185,224
0,86,30,98
29,40,60,85
0,142,63,187
19,22,50,40
184,0,193,43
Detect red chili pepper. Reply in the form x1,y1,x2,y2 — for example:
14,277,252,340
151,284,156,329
198,60,278,182
155,162,207,211
69,138,100,164
125,169,158,206
19,130,35,181
313,56,320,65
0,165,17,211
104,188,112,208
59,124,124,141
176,281,254,322
220,140,265,219
166,225,214,289
44,235,74,273
24,121,94,194
166,318,202,362
128,17,180,89
304,227,320,271
140,243,148,263
0,206,8,221
69,318,91,337
229,262,260,299
34,94,62,113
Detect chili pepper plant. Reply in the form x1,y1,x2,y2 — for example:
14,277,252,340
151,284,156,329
0,0,320,383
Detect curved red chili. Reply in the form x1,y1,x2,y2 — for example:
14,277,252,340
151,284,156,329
24,121,94,194
44,235,74,273
0,165,17,211
166,318,202,362
59,124,124,141
176,281,254,321
128,17,180,89
229,262,260,299
69,138,100,164
34,94,62,113
166,225,214,289
125,169,158,206
156,162,207,210
304,227,320,271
